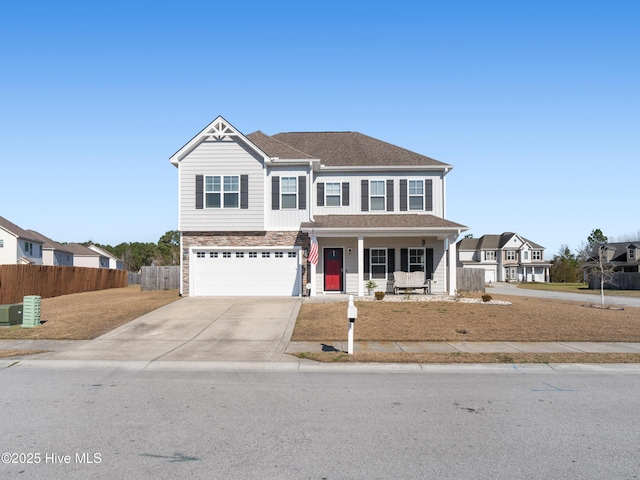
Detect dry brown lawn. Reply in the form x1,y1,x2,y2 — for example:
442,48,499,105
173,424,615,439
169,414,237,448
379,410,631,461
292,293,640,363
0,285,180,341
3,288,639,363
293,294,640,342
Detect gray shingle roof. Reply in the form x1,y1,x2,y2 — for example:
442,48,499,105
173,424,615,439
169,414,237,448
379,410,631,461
253,131,449,168
0,216,42,243
246,131,316,160
25,230,73,254
458,233,544,250
64,243,100,256
301,214,466,230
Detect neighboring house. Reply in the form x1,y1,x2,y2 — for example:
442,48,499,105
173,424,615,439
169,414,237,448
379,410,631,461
0,216,44,265
170,116,468,297
25,230,74,266
457,232,550,283
88,245,124,269
66,243,110,268
584,242,640,275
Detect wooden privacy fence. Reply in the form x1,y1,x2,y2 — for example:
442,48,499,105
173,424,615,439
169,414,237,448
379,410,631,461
456,267,485,293
141,266,180,291
0,265,128,304
589,272,640,290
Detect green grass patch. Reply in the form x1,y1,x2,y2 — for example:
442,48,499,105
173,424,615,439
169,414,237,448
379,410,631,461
516,283,640,297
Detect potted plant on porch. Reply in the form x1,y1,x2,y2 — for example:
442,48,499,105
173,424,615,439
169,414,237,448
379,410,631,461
365,280,377,296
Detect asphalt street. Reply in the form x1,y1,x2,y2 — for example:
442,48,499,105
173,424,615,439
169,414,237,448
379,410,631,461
1,363,639,479
489,282,640,307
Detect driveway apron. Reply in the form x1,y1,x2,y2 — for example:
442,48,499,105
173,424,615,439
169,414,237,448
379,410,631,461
44,297,302,363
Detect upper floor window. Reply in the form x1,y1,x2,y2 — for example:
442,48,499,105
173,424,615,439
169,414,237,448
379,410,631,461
485,251,496,261
0,239,4,248
206,175,239,208
409,180,424,210
524,251,529,260
25,242,33,255
325,182,341,207
505,250,516,261
281,177,297,209
370,180,385,211
532,251,542,260
629,247,636,260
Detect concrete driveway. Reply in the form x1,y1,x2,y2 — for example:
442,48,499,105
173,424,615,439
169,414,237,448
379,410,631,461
45,297,302,363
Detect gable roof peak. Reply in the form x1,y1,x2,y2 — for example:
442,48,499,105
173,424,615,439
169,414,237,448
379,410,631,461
170,115,269,166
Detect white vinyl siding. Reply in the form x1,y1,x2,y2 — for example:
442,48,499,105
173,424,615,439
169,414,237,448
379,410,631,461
178,139,265,231
267,167,311,230
313,172,445,217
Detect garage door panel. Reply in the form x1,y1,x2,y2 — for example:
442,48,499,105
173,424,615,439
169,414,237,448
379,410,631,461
192,249,300,296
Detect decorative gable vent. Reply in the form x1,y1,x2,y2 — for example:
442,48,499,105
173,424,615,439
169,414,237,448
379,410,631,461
205,118,237,141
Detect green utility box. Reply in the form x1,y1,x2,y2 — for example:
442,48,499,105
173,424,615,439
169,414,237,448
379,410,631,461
0,304,23,327
22,296,41,328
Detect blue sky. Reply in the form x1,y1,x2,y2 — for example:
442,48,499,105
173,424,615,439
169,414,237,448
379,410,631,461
1,1,638,257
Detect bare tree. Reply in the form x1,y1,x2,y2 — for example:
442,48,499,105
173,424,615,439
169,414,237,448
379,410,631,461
610,230,640,242
584,244,618,306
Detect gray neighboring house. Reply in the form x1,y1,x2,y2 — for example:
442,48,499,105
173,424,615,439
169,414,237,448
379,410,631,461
457,232,550,283
586,241,640,274
25,230,74,266
0,216,44,265
66,243,110,268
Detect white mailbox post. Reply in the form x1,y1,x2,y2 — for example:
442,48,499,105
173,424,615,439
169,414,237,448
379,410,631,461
347,295,358,354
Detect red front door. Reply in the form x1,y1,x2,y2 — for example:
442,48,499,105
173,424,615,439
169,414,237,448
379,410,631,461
324,248,343,291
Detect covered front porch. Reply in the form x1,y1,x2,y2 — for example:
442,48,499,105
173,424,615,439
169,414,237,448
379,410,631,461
301,215,467,297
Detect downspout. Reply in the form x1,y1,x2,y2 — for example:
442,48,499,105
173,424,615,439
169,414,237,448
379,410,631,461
309,161,314,222
442,167,449,218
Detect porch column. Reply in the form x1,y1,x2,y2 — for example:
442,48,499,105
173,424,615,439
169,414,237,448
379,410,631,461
448,237,457,295
357,235,364,297
310,261,317,296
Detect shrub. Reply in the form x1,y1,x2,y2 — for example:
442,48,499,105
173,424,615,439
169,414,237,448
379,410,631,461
374,291,385,301
482,294,492,303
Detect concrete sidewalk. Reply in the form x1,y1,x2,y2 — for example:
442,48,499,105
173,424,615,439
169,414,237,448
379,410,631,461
2,339,640,361
286,341,640,355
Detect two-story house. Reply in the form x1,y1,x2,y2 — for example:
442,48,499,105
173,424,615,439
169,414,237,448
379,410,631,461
88,245,124,269
25,230,74,266
584,241,640,275
170,116,468,297
66,243,111,268
0,216,44,265
457,232,550,283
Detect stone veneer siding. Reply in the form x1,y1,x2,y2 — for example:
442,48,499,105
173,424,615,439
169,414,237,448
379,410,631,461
181,231,311,296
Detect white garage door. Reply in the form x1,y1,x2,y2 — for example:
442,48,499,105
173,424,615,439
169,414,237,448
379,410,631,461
191,248,300,296
485,269,495,283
